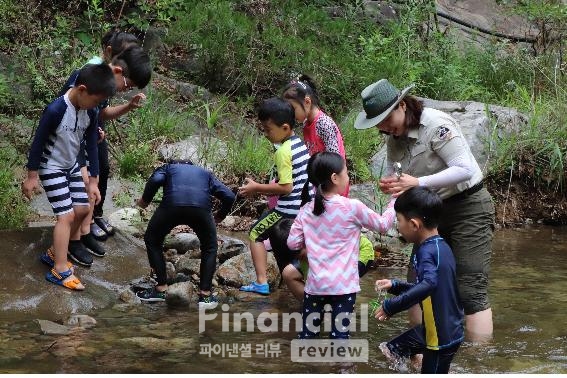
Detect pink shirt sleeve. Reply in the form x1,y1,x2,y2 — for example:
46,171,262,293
352,198,396,233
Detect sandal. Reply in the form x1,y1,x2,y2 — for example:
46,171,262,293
46,268,84,291
40,247,74,271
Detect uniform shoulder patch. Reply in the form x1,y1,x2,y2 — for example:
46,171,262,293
437,126,452,140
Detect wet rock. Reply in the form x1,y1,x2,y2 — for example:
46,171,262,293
120,336,195,353
166,281,196,307
119,289,141,304
64,314,97,329
187,249,201,259
142,27,166,55
217,251,280,289
164,248,178,262
166,262,176,282
154,72,211,101
175,256,201,276
165,232,200,254
36,319,70,335
220,215,238,228
107,208,146,236
174,273,190,283
218,235,248,264
130,277,155,292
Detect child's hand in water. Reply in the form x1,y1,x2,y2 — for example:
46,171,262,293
375,306,390,321
238,178,257,197
375,279,392,291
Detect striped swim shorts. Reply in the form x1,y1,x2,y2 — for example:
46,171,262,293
39,163,89,216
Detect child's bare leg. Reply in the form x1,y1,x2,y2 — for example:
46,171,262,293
79,202,94,236
72,205,90,238
250,240,268,284
282,264,304,300
53,212,84,289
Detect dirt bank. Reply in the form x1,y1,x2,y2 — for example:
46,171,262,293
488,177,567,226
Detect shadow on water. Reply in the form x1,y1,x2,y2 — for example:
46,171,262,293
1,226,567,373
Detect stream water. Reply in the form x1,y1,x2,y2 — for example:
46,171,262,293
0,226,566,373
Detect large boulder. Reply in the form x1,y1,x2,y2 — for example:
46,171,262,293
164,232,200,254
217,235,248,264
216,251,280,289
158,135,227,170
107,208,147,237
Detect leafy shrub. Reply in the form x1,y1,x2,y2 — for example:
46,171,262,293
0,144,29,230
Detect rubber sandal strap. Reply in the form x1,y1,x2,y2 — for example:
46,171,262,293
47,268,84,291
44,248,74,270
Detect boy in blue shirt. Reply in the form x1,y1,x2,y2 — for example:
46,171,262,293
22,63,116,290
375,186,464,374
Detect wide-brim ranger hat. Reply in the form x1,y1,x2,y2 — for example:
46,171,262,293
354,79,415,130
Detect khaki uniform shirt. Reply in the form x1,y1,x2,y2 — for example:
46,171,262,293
386,107,483,199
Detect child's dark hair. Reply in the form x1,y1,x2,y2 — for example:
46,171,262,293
258,97,296,128
269,218,299,272
101,29,140,57
394,186,443,229
75,63,116,98
301,152,345,216
282,74,321,110
111,46,152,89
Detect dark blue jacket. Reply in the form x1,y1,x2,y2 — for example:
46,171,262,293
382,235,464,350
141,161,236,219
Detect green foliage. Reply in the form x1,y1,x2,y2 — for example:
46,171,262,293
221,124,273,180
117,142,157,178
126,0,190,30
487,93,567,191
340,112,383,183
114,90,199,179
1,0,567,200
125,89,197,141
0,144,29,230
83,0,113,36
0,73,13,111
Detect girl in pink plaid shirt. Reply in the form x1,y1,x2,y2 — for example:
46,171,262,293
287,152,396,339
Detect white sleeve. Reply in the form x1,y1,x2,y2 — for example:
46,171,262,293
417,155,475,188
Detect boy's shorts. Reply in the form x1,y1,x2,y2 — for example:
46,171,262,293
39,163,88,216
249,209,292,242
291,258,309,278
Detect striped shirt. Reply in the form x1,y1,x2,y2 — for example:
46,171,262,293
273,135,310,216
26,93,99,176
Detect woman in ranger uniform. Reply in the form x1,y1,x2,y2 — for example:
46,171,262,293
354,79,495,342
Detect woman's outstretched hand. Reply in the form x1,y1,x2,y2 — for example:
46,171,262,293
379,174,419,197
